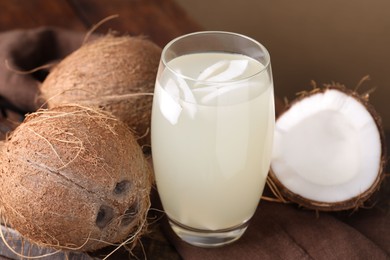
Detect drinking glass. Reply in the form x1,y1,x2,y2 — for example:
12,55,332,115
151,31,275,247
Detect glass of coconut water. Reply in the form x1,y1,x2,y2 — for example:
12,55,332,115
151,31,275,247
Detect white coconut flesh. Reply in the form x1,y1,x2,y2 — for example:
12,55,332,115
271,89,382,204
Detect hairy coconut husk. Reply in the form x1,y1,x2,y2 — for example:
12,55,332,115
0,104,153,252
269,82,387,211
39,34,162,147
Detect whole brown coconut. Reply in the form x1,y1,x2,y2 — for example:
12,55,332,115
39,35,162,146
0,105,152,252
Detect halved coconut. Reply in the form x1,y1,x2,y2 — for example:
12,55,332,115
270,83,387,211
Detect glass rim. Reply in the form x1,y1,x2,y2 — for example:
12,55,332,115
161,31,271,85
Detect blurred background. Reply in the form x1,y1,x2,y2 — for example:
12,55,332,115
0,0,389,132
176,0,390,130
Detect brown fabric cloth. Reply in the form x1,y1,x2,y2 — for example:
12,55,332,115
0,27,389,260
0,27,87,113
160,181,390,260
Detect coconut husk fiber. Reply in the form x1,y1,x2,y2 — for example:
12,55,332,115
0,27,389,259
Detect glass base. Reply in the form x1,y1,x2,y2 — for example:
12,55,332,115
168,218,249,248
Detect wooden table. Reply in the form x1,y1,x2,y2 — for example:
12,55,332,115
0,0,201,47
0,0,201,259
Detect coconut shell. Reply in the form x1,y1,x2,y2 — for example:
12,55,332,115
0,105,152,252
39,35,162,147
269,83,387,211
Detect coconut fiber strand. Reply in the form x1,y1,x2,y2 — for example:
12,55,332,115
0,27,389,259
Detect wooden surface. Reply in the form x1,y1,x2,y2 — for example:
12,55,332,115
0,0,201,259
0,0,201,47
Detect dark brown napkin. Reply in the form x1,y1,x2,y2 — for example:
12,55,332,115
161,187,390,260
0,26,86,114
